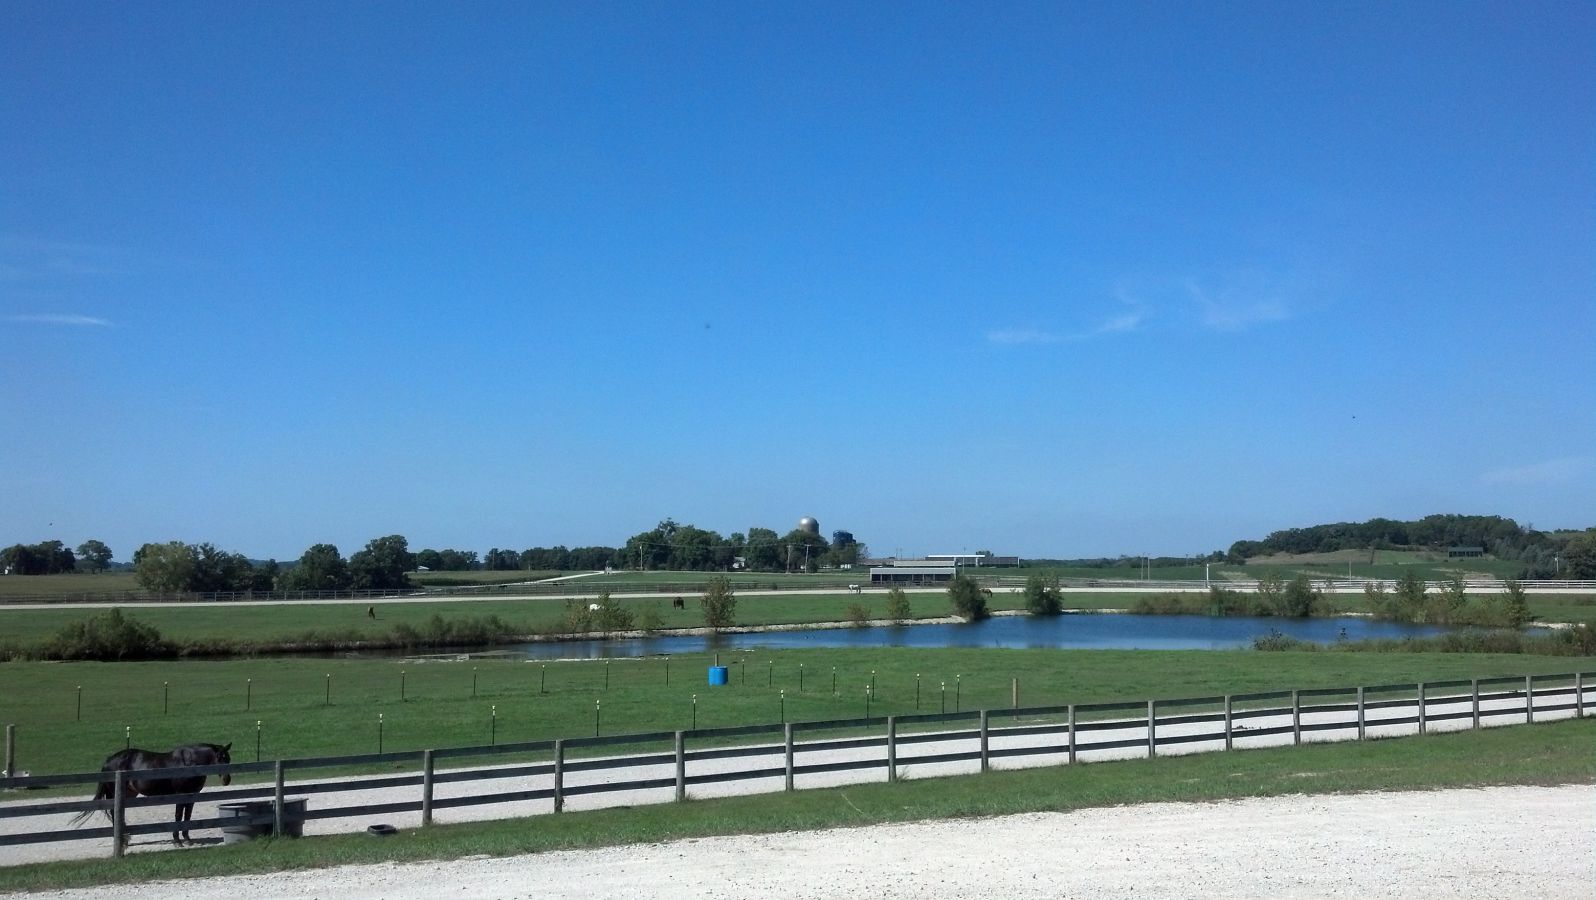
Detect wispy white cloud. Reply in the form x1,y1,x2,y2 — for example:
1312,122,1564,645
1187,273,1295,332
987,291,1149,346
5,313,115,327
986,328,1060,345
1480,456,1593,487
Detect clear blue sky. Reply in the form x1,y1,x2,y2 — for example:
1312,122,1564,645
3,1,1592,562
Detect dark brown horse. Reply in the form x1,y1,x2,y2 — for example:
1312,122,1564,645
71,743,232,845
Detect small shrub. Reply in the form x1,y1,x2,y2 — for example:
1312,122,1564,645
46,608,173,661
884,587,912,624
591,592,634,635
1130,592,1202,615
1022,573,1063,616
1252,630,1315,651
845,602,872,627
701,576,737,631
947,575,989,622
636,602,665,634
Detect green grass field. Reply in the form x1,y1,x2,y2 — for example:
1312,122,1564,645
0,574,143,599
0,716,1589,891
1,648,1590,776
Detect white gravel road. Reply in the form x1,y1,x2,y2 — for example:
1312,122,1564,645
27,784,1595,899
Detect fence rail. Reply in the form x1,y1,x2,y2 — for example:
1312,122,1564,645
2,670,1590,860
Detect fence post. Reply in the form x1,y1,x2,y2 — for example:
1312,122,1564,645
783,724,794,792
421,750,434,827
979,710,990,773
1471,679,1480,729
1066,704,1077,765
111,770,125,858
1146,700,1156,758
1357,688,1365,741
1577,673,1585,718
887,716,897,783
674,731,686,802
1525,675,1534,723
1223,695,1233,751
3,724,12,778
1417,683,1427,735
553,740,565,813
1291,690,1301,745
273,760,285,837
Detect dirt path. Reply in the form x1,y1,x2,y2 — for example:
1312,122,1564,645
29,785,1593,899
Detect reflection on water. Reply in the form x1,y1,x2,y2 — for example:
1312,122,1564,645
483,614,1452,661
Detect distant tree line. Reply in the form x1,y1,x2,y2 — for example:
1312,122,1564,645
1225,514,1596,579
1,539,115,575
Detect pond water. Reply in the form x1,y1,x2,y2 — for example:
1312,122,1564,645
483,614,1451,661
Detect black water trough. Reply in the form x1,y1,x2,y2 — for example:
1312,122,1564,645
217,799,308,844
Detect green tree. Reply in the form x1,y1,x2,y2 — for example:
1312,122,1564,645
1281,574,1322,617
700,575,737,631
1394,569,1427,622
349,535,415,590
1022,573,1064,616
283,544,352,592
133,541,197,593
1498,580,1531,628
947,575,990,621
1432,575,1469,624
75,540,113,573
591,591,635,634
743,527,782,572
884,587,912,623
1255,572,1285,616
1561,532,1596,579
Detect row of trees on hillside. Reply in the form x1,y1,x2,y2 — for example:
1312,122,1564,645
1,540,113,575
1226,515,1596,579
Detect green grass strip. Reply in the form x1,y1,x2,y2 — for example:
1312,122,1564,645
3,717,1590,894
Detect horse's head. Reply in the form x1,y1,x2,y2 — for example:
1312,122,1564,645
214,742,233,786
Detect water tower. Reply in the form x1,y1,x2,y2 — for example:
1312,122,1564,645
798,516,820,535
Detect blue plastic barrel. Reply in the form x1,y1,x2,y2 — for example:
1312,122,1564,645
708,665,729,686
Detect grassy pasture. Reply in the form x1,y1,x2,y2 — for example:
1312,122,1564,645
1,648,1590,777
0,712,1590,891
0,574,142,599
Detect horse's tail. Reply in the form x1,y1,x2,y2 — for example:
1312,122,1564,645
68,778,115,827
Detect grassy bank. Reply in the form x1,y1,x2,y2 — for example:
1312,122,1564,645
1,717,1589,892
2,648,1591,776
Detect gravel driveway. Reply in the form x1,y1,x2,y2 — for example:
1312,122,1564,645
27,785,1594,899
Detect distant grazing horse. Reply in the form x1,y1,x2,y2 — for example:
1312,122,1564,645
71,743,232,845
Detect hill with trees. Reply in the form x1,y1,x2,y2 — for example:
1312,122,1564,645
1225,514,1595,579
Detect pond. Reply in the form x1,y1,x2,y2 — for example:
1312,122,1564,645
483,614,1452,661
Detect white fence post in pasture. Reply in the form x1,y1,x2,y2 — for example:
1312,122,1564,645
1223,696,1233,751
1525,675,1534,723
783,724,795,793
1356,688,1366,741
1471,680,1481,730
1578,673,1586,718
1291,690,1301,745
1417,683,1427,735
979,710,990,773
421,750,434,827
111,770,126,858
887,716,898,783
273,760,285,837
553,739,566,813
3,724,12,778
1146,700,1156,758
674,731,687,802
1066,704,1077,765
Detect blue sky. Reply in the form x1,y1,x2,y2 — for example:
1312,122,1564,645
3,2,1592,561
